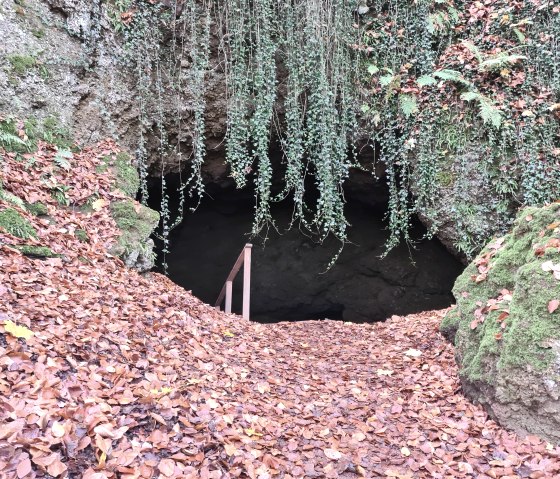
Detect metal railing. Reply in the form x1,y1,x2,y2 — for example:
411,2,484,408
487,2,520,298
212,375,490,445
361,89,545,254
215,244,252,320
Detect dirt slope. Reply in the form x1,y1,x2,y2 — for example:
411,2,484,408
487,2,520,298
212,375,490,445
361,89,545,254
1,142,560,478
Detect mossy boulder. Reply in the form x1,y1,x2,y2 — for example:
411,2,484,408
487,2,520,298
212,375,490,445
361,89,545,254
101,151,159,272
109,199,159,272
14,245,59,258
441,202,560,442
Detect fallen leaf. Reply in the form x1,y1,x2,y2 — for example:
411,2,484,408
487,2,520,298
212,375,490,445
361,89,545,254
405,348,422,357
548,300,559,314
91,198,109,211
158,459,176,477
323,448,342,460
3,320,33,340
17,457,32,478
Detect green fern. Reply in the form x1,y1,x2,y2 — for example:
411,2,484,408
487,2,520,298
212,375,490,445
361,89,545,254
460,91,503,128
0,131,26,151
479,54,527,72
0,188,26,209
433,69,471,87
399,94,418,117
54,150,73,170
417,75,437,87
462,41,483,63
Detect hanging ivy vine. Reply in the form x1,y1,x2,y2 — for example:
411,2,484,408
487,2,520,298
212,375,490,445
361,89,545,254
107,0,559,264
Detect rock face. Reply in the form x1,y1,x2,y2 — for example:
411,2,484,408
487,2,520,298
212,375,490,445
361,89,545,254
0,0,228,178
440,203,560,442
0,0,518,261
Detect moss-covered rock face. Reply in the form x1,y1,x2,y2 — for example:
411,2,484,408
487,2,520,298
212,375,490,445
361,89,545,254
109,199,159,272
98,150,158,272
442,202,560,442
99,152,140,198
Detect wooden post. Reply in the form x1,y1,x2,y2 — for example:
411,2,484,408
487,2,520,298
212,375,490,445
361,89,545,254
214,243,252,321
242,245,252,320
225,281,233,314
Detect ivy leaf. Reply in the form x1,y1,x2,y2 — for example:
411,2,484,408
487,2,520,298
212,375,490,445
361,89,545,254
399,94,418,117
367,64,379,75
379,74,395,87
3,320,33,340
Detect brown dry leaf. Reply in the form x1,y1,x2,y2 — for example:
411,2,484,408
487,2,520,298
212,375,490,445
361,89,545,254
158,459,176,477
17,457,32,478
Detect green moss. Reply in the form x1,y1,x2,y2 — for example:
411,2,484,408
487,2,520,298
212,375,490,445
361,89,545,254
440,306,461,340
436,170,454,188
114,152,140,197
110,199,159,256
8,54,36,76
14,245,59,258
41,116,72,150
26,202,48,216
97,152,140,198
499,262,560,371
96,156,111,174
446,202,560,383
0,208,37,240
31,28,45,39
75,229,89,243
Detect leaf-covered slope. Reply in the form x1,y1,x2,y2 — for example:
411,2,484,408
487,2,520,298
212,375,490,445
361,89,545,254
2,143,560,477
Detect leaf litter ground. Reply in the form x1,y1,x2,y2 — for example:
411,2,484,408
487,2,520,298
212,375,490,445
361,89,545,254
1,142,560,478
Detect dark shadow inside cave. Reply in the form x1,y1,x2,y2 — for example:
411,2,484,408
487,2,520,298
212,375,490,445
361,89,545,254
146,171,464,323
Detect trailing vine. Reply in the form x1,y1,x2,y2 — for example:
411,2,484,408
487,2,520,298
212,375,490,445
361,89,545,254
106,0,559,264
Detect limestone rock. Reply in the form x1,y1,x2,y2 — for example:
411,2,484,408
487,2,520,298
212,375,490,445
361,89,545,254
441,202,560,442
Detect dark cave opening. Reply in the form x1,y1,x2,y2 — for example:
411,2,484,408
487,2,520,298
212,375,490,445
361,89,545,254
146,171,464,323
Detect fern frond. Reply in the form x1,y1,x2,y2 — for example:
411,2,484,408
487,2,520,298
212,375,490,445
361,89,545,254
417,75,437,87
0,188,26,209
0,131,26,151
399,94,418,117
462,41,483,63
54,150,73,170
479,54,527,72
433,69,471,86
460,92,502,128
479,99,503,128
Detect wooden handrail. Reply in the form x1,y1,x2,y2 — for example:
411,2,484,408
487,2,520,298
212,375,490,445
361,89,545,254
215,244,252,320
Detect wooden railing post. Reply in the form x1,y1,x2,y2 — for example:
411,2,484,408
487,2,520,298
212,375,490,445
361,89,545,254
242,245,251,320
225,281,233,314
215,244,252,320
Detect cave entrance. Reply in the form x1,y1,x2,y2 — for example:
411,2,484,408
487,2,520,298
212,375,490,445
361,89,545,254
146,174,464,324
